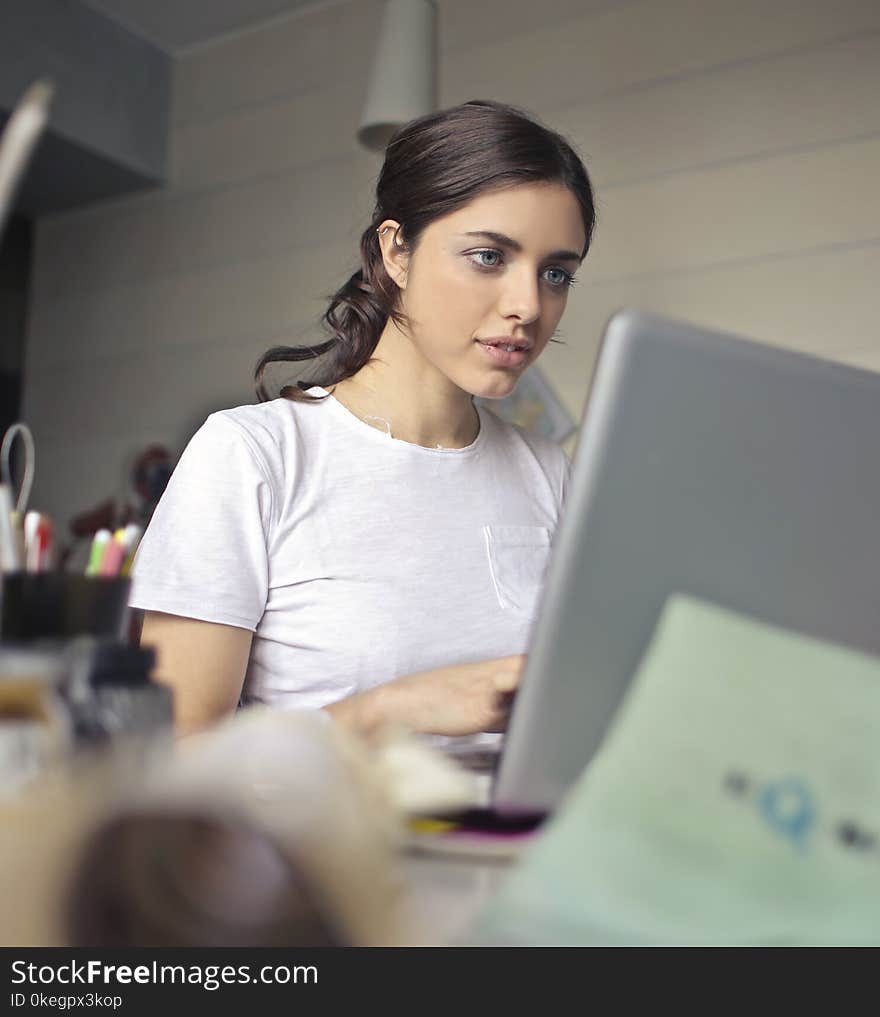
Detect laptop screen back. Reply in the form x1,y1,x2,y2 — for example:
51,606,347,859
494,309,880,815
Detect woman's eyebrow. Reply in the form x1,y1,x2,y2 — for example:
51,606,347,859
460,230,582,263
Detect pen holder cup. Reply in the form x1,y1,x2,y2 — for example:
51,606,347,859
1,573,131,643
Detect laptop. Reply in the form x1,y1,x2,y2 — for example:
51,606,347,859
464,308,880,820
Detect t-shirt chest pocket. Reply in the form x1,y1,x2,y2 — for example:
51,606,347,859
483,524,553,613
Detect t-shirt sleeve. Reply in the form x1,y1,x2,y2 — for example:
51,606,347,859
128,413,276,631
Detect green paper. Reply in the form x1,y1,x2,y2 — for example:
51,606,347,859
473,595,880,945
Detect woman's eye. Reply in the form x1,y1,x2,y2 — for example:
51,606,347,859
544,267,575,288
469,249,503,269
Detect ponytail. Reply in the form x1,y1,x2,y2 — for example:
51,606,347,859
254,223,409,402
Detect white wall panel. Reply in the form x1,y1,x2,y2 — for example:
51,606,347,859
32,154,374,299
25,238,353,372
440,0,880,112
170,81,361,191
587,137,880,282
551,33,880,188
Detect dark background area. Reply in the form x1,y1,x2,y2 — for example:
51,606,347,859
0,213,33,437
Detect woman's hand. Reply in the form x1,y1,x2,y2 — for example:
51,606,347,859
325,655,527,737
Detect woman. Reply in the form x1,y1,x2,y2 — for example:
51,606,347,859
131,99,596,738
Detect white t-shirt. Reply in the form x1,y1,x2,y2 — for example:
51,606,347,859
130,386,570,712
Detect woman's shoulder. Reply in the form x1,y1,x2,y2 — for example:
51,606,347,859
208,397,293,432
203,396,325,448
187,397,324,480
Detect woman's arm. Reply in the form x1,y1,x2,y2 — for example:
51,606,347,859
325,655,526,738
142,607,524,738
140,611,253,736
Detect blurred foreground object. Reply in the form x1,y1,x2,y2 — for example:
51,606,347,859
0,636,170,798
67,809,349,947
66,710,406,946
0,708,475,946
0,645,69,796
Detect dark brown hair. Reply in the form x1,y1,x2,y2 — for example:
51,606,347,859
254,99,597,402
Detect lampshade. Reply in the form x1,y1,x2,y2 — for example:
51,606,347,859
357,0,437,152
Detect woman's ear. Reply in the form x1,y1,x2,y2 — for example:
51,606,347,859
376,220,410,290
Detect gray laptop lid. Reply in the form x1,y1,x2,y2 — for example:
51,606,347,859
493,308,880,816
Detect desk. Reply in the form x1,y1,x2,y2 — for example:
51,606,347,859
397,850,513,946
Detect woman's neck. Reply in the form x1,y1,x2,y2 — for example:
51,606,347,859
328,326,480,449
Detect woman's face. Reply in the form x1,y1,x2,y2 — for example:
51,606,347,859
388,181,586,400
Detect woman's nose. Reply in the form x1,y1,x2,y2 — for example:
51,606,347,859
498,267,541,325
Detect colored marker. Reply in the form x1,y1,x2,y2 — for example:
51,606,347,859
98,535,125,577
85,529,111,576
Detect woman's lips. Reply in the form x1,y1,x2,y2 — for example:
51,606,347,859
476,341,528,368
